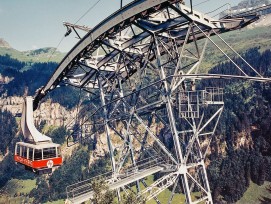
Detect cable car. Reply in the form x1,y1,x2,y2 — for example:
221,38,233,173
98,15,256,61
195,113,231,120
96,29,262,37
15,97,63,174
14,142,62,174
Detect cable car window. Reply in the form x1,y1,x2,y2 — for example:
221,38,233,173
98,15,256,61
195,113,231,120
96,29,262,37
43,148,56,159
22,146,27,158
57,147,61,157
29,148,33,160
34,149,42,160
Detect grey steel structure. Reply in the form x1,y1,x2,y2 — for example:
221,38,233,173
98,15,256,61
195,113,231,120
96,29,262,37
32,0,271,203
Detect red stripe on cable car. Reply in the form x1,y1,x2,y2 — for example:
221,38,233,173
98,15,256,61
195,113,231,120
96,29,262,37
14,155,33,167
14,155,62,169
32,157,62,169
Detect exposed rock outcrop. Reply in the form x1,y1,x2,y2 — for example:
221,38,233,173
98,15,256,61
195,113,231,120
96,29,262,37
0,96,77,128
34,99,77,127
0,96,23,115
0,74,13,84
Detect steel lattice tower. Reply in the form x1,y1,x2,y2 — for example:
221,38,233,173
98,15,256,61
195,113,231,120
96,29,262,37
31,0,271,203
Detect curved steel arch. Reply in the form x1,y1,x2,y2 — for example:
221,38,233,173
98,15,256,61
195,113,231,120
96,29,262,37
33,0,258,109
34,0,184,107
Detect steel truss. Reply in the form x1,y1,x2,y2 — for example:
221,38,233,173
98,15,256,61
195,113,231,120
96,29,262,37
32,0,271,203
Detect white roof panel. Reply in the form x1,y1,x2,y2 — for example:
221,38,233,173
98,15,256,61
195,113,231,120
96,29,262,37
16,142,60,149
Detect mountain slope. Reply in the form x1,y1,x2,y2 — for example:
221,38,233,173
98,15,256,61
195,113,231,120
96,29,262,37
197,25,271,72
0,38,65,63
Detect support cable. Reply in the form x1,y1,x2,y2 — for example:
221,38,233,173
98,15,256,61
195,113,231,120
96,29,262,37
194,0,210,8
74,0,102,25
194,23,248,76
44,0,103,125
212,29,263,77
47,36,65,63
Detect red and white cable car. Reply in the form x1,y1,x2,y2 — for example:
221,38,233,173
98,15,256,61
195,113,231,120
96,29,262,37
14,142,62,173
14,97,63,174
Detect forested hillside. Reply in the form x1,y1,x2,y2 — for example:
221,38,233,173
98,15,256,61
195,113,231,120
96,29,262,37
0,110,35,188
204,48,271,202
0,54,79,109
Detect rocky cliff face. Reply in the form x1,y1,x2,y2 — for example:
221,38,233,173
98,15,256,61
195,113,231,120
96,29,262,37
34,99,77,127
233,130,254,150
0,96,77,128
0,96,23,115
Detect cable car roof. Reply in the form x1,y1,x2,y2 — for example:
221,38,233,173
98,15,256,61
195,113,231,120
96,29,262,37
16,142,60,149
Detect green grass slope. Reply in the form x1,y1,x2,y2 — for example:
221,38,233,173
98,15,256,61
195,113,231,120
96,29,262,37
0,179,36,204
191,26,271,72
218,26,271,52
147,179,271,204
0,47,65,63
237,181,271,204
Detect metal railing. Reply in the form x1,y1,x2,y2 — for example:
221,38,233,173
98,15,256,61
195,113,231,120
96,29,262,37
66,156,169,201
66,171,113,200
179,90,202,118
204,87,223,103
178,87,224,118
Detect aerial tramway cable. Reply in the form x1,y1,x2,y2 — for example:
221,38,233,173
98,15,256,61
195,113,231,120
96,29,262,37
74,0,103,25
47,36,65,63
48,0,103,63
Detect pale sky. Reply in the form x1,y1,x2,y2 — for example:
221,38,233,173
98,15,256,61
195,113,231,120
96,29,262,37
0,0,242,52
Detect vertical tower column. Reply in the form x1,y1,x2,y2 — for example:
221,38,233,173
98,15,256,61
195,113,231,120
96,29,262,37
118,78,141,193
98,78,116,175
154,35,193,204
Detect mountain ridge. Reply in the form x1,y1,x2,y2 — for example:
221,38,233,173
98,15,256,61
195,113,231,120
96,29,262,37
0,38,65,63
